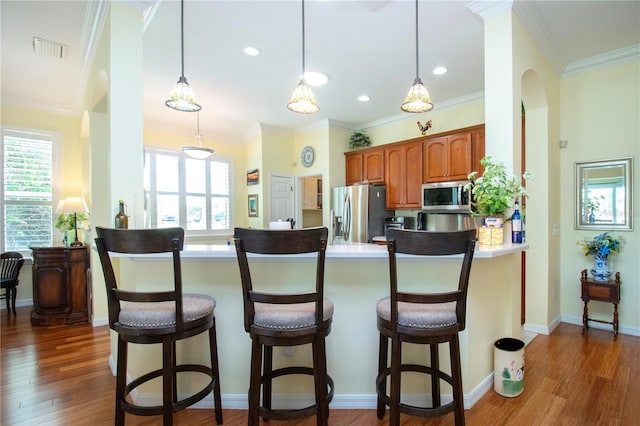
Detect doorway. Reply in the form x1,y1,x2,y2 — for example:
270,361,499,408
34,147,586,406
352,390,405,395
299,174,323,228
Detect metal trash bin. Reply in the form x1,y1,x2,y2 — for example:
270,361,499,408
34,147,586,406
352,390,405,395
494,337,525,397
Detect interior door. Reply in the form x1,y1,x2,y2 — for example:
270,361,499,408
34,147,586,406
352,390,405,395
270,174,294,223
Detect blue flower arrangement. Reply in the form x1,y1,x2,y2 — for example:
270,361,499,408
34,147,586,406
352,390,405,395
578,232,623,257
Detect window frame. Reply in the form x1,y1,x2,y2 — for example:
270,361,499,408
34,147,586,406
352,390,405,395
144,146,233,239
1,127,62,254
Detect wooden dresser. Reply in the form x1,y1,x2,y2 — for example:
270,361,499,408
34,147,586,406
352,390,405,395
30,246,90,326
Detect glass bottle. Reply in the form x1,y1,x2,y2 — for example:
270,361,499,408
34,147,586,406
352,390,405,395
115,200,128,229
511,201,522,244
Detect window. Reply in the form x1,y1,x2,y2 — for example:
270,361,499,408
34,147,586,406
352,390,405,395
144,147,232,236
1,129,59,252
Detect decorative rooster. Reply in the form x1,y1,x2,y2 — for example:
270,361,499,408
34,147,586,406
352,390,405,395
417,120,432,135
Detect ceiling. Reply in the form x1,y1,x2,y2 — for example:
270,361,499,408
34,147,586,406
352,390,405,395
2,1,639,144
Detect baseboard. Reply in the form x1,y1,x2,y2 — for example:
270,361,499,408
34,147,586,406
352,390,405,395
129,379,496,411
561,314,640,337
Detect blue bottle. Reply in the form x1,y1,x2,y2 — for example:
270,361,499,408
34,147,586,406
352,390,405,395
511,201,522,244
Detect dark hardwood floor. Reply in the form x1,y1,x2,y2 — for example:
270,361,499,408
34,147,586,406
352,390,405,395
2,306,638,425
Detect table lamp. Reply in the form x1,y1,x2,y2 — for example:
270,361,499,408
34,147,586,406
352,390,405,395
56,197,89,246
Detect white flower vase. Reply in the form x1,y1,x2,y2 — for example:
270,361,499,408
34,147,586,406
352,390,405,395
590,253,612,281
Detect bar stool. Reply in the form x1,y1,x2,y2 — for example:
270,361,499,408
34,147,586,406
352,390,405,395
233,227,334,426
376,228,476,426
95,227,223,426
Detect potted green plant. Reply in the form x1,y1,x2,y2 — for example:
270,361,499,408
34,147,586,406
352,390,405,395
349,131,371,150
465,156,531,245
465,156,531,218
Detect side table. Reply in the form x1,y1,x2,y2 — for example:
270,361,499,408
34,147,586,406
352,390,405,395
580,269,621,340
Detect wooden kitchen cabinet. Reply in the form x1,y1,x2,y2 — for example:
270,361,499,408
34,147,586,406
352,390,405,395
385,140,423,209
345,147,384,186
30,246,90,326
423,132,472,182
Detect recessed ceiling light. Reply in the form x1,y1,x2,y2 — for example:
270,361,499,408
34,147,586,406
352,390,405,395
433,66,448,75
358,95,370,102
243,47,260,56
303,71,329,86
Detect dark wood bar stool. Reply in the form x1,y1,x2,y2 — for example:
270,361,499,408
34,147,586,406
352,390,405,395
376,228,476,426
233,227,334,426
95,227,223,426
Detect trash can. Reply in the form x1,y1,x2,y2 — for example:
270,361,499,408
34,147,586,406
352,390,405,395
494,337,525,397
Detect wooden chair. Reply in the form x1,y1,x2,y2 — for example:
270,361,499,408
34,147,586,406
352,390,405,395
95,227,223,426
1,251,25,315
376,228,476,426
233,227,334,426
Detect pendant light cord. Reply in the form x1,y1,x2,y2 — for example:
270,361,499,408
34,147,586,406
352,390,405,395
301,0,306,77
180,0,185,78
414,0,419,79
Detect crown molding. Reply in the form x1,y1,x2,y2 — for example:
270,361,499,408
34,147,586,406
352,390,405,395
563,44,640,77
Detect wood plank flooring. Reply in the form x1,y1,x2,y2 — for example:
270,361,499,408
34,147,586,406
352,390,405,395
2,307,638,425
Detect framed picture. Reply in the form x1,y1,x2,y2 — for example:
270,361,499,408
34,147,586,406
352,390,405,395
248,194,259,217
247,169,259,185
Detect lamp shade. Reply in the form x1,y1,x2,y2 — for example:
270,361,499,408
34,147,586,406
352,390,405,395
55,197,89,214
181,111,214,159
182,145,215,159
401,77,434,113
287,80,320,114
166,76,201,112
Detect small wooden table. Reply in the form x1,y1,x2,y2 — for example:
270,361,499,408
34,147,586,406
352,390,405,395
580,269,621,340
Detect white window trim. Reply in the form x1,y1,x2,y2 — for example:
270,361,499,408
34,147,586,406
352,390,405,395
1,127,62,253
144,146,233,239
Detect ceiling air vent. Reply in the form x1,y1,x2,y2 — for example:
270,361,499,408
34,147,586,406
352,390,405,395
33,37,66,59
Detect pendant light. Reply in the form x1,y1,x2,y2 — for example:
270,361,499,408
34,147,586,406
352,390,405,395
287,0,319,114
165,0,201,112
401,0,433,113
182,111,214,159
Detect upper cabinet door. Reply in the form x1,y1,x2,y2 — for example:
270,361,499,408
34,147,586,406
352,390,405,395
446,132,472,181
364,149,385,183
423,132,472,183
385,141,423,209
345,152,363,185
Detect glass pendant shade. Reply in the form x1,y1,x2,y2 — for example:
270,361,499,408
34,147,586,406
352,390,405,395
401,0,433,113
182,112,214,159
288,0,319,114
182,143,214,159
166,76,201,112
287,80,320,114
165,0,201,112
401,77,433,113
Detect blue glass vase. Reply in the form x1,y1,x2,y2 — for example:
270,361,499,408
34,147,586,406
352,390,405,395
590,253,611,281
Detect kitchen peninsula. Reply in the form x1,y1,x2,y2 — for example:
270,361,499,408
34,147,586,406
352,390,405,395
105,241,527,409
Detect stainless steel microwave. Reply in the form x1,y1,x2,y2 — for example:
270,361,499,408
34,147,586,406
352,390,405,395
421,180,471,212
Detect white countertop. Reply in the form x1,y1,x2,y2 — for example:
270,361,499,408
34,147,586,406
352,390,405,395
118,242,528,261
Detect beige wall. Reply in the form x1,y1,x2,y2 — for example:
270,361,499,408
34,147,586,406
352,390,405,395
559,60,640,330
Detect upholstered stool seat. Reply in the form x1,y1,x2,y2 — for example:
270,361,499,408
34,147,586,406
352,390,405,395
376,229,476,426
95,227,223,426
376,299,458,329
119,294,216,328
253,299,334,330
234,227,334,426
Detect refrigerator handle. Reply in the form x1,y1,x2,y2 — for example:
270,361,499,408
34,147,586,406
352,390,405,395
344,191,351,240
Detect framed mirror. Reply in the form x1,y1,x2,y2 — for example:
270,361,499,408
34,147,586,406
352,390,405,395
575,158,633,230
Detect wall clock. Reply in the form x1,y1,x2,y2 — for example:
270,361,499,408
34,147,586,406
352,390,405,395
301,146,315,167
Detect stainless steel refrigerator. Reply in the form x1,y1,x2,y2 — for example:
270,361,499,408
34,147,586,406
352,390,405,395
330,184,393,244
